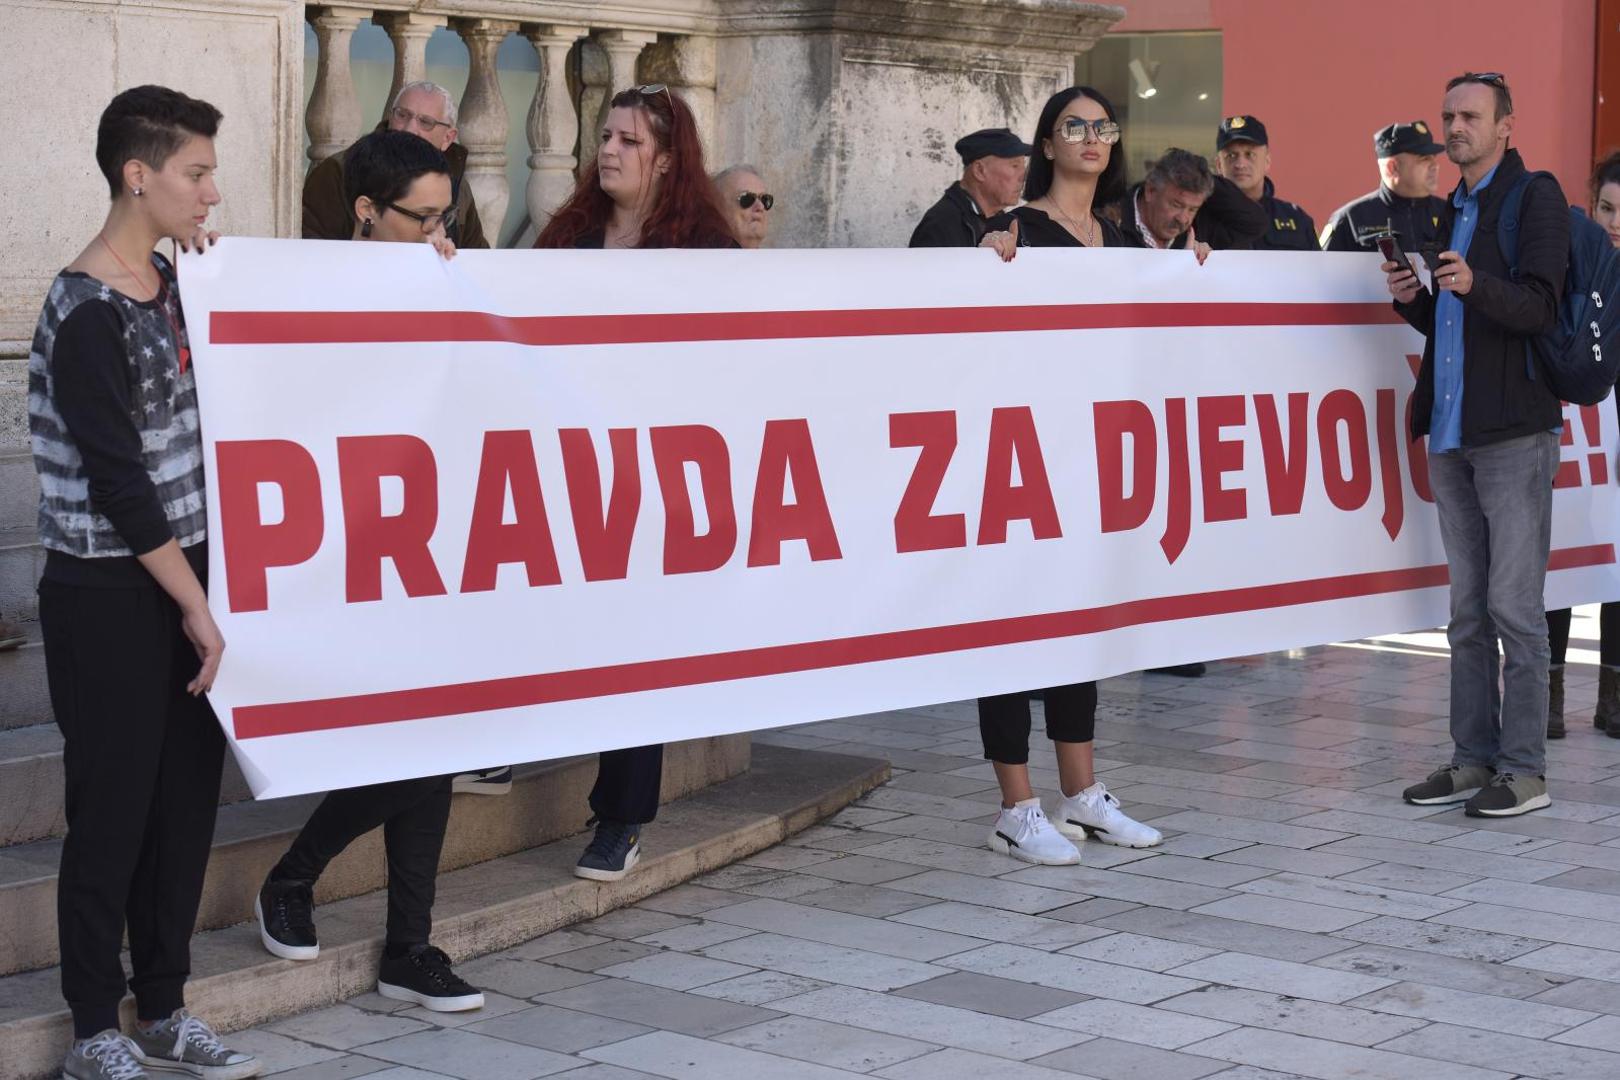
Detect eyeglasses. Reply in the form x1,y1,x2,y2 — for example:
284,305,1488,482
1467,72,1506,86
1059,117,1121,145
736,191,774,210
382,201,457,234
635,84,675,110
390,105,453,134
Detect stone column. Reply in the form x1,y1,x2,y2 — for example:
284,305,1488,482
641,35,718,166
452,17,520,243
523,25,589,233
305,6,370,167
375,11,447,121
585,28,658,160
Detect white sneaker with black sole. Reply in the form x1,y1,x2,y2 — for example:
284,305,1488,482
1055,781,1163,848
987,798,1081,865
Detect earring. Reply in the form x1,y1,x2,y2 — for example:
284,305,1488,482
133,186,144,196
361,218,373,238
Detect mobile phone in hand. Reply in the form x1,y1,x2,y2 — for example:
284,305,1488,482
1376,234,1428,294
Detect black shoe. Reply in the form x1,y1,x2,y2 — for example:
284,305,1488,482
1402,763,1494,805
256,876,318,961
377,944,485,1012
451,766,513,795
1548,666,1566,739
1464,772,1551,817
1148,662,1207,678
574,818,641,882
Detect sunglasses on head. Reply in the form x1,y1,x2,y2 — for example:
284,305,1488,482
635,83,674,109
736,191,774,210
1059,117,1121,145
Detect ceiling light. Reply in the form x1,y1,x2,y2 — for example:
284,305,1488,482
1129,58,1159,100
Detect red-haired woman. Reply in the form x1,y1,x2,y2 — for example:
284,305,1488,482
537,85,734,881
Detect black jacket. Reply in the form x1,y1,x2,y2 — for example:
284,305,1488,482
1397,149,1569,447
985,205,1127,248
1323,185,1447,253
1252,179,1318,251
909,183,991,248
1108,176,1268,250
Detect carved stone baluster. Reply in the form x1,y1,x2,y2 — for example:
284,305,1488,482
305,6,370,167
523,25,588,234
593,29,658,149
640,35,718,165
452,18,520,242
375,12,447,120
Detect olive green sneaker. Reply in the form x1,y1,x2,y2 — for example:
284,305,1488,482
1465,773,1550,818
1402,763,1494,805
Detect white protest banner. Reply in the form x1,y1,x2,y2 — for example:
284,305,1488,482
179,239,1620,798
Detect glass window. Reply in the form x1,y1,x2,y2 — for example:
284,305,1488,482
1076,32,1223,187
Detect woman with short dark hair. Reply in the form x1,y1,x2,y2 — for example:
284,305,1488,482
30,84,261,1080
976,87,1164,868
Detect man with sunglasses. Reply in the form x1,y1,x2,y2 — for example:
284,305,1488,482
714,165,774,248
1387,72,1570,818
910,127,1030,248
302,81,488,249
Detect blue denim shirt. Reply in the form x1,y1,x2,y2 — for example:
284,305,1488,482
1429,162,1500,453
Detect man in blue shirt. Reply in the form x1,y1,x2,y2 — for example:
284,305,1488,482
1386,73,1570,818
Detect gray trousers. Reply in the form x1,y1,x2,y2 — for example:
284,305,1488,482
1428,431,1559,777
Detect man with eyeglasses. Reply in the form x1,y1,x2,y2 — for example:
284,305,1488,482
1212,115,1316,251
1323,122,1447,253
713,165,774,248
909,128,1030,248
302,81,489,249
1387,72,1570,818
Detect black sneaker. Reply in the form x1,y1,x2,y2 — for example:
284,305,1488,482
574,818,641,882
377,944,485,1012
1465,772,1551,817
255,876,318,961
451,766,512,795
1148,662,1206,678
1401,763,1494,805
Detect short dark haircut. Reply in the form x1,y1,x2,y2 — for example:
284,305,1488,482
1145,148,1214,197
95,85,222,199
1445,72,1514,120
1023,86,1127,206
343,129,451,216
1593,150,1620,208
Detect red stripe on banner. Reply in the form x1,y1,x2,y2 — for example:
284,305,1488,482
232,543,1614,739
210,302,1406,347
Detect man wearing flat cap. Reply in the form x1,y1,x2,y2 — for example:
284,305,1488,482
1322,121,1447,252
909,127,1031,247
1213,115,1317,250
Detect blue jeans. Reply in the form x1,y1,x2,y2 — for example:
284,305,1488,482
1428,431,1559,777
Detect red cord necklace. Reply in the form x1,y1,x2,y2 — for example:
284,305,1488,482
97,233,191,374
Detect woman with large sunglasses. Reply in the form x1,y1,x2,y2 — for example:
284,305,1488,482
974,87,1164,866
253,130,485,1015
536,85,735,882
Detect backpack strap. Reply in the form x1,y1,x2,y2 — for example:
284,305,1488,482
1496,169,1551,278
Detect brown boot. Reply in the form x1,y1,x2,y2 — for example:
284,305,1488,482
1599,666,1620,737
1548,666,1565,739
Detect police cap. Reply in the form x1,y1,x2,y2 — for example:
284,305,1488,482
1375,121,1444,158
1216,115,1268,150
955,128,1033,164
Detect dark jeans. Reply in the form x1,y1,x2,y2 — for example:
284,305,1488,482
40,581,225,1038
273,775,452,947
1429,432,1559,777
590,745,663,825
1546,605,1620,667
978,682,1098,765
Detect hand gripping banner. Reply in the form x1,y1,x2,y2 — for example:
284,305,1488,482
179,240,1620,797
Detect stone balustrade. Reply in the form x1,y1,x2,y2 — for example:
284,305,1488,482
301,3,720,244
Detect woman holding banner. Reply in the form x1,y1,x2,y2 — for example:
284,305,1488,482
253,130,485,1015
535,84,735,881
30,85,263,1080
975,87,1164,866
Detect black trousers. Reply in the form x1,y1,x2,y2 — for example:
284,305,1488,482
273,775,452,947
1547,605,1620,667
978,682,1098,765
40,581,226,1038
590,745,663,825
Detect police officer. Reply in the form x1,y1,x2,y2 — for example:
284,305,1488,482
1322,121,1447,252
909,127,1031,247
1213,115,1316,250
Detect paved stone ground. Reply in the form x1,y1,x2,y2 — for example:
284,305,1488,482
229,610,1620,1080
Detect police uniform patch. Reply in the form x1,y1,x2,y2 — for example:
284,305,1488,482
1414,121,1429,134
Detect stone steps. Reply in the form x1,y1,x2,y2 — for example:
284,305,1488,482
0,734,753,978
0,628,47,733
0,742,887,1080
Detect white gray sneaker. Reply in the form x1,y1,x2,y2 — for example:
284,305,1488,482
988,798,1081,865
128,1010,261,1079
1055,781,1163,848
63,1031,148,1080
